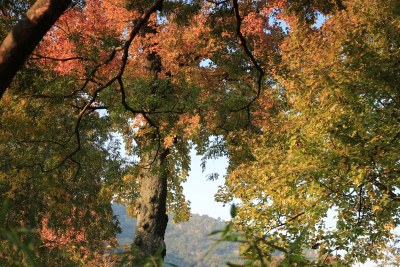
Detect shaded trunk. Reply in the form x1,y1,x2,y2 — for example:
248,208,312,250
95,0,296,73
0,0,71,97
132,19,170,259
134,147,169,258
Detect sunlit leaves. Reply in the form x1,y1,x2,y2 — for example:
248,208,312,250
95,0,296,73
219,0,400,264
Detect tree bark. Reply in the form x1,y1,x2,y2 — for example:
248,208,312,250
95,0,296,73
134,147,169,258
0,0,71,98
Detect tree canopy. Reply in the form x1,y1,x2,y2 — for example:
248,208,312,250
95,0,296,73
218,0,400,264
0,0,399,265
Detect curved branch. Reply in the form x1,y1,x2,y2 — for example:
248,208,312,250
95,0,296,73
230,0,265,119
232,0,264,75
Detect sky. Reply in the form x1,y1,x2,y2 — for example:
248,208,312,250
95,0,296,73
182,150,231,221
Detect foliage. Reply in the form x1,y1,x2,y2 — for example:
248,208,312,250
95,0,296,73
1,0,399,265
206,205,320,267
0,200,80,267
0,65,122,265
218,0,400,265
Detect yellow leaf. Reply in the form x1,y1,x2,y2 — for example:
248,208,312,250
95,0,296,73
372,205,380,212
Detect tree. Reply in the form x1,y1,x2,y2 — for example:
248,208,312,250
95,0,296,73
2,0,197,260
0,0,331,262
1,0,398,265
218,0,400,264
20,0,281,259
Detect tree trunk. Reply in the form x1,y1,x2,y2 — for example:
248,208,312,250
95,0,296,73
0,0,71,98
134,147,169,258
132,20,170,259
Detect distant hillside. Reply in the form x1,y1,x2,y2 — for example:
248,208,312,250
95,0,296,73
113,203,242,267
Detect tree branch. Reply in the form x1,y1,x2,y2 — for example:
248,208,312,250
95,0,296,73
0,0,72,98
230,0,265,122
